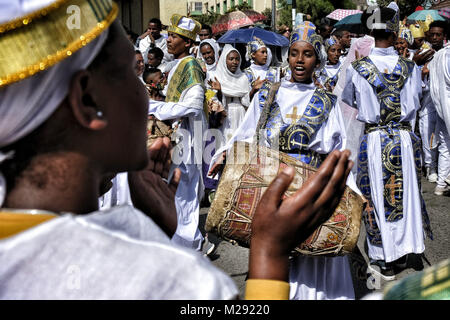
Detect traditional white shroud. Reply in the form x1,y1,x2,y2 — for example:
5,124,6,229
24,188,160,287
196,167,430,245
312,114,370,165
418,66,438,169
323,62,341,79
0,206,238,299
429,46,450,188
208,45,251,146
211,80,358,300
149,56,206,250
341,46,426,263
98,172,132,210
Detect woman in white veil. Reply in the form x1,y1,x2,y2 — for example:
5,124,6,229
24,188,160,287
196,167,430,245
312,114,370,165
207,44,252,148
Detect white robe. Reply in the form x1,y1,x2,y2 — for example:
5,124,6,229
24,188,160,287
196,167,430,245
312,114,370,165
211,80,357,300
139,34,173,66
418,69,438,169
98,172,133,210
323,62,341,79
149,56,206,250
0,206,238,299
342,46,427,263
429,46,450,188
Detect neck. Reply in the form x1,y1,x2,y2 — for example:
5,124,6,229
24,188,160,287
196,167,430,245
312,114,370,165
290,77,313,84
4,152,102,215
174,50,190,60
253,62,266,67
432,44,443,51
375,39,392,48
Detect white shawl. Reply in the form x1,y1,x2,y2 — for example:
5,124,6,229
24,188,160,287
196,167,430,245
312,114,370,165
211,44,250,98
429,46,450,134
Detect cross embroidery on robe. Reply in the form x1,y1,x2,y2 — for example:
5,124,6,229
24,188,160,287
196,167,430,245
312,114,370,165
286,106,302,122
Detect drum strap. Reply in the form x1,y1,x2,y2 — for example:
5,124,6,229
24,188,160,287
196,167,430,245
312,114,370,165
255,82,281,144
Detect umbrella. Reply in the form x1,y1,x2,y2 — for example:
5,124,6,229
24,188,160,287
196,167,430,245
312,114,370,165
407,9,446,21
437,8,450,19
326,9,362,21
333,13,365,34
217,27,290,47
212,10,267,35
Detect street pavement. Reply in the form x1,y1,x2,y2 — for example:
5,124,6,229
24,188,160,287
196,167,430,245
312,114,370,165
199,177,450,300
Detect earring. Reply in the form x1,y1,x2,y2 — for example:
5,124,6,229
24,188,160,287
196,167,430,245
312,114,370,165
96,110,103,118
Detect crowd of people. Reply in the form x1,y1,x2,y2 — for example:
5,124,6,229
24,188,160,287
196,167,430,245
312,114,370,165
0,0,449,300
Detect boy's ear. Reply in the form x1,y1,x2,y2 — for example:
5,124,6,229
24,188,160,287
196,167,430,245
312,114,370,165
68,70,108,131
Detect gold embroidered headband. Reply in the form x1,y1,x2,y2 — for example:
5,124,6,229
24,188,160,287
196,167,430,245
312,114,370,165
0,0,118,88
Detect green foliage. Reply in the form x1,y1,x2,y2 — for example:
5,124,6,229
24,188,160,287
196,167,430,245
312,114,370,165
226,3,253,14
193,10,221,26
377,0,427,19
278,0,336,27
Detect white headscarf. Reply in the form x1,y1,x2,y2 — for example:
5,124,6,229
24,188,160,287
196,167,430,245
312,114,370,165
212,44,250,98
0,30,109,206
249,47,273,80
199,39,220,72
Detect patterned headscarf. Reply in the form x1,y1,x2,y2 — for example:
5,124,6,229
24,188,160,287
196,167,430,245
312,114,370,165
245,37,267,61
290,21,326,70
324,36,339,52
399,27,414,46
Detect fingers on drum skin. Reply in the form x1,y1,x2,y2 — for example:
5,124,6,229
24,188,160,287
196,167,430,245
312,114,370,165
292,150,342,206
259,167,295,212
313,150,351,210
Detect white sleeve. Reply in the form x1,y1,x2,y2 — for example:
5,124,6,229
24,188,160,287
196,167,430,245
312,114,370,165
148,84,205,120
209,94,261,170
138,36,150,54
401,64,423,113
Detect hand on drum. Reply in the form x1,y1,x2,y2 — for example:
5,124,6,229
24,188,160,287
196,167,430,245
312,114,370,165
249,150,353,282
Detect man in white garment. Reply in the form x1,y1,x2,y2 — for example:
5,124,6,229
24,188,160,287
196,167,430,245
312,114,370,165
148,14,210,252
342,5,433,280
138,18,173,67
427,21,450,196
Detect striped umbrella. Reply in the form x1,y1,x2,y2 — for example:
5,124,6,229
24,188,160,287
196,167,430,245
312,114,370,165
212,10,267,35
438,7,450,19
326,9,362,21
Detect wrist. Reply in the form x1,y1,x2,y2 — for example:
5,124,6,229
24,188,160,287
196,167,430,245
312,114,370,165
249,239,290,282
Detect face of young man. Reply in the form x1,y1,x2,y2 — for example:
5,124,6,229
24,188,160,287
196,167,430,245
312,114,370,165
339,31,351,49
198,28,211,41
167,32,190,58
428,26,445,50
147,22,161,40
147,53,161,68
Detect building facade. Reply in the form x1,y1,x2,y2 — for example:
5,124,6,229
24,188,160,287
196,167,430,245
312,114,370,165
115,0,276,35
